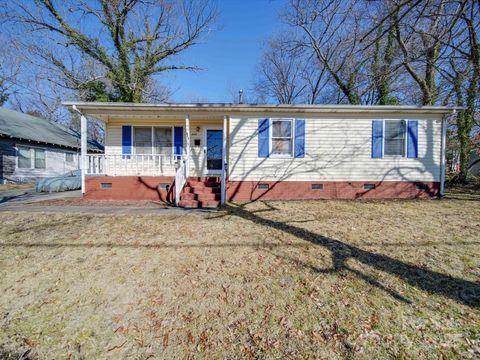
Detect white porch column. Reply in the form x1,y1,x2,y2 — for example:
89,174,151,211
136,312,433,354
221,115,228,205
73,105,88,194
80,113,87,194
185,114,190,177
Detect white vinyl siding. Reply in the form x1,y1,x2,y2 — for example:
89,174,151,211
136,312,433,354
229,116,442,182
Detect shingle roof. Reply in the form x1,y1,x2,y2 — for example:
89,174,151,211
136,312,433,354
0,107,103,152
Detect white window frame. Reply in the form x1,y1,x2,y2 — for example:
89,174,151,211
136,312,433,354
383,119,408,158
132,125,174,157
270,118,295,158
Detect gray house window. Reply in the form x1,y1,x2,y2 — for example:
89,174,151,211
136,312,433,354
384,120,406,156
133,126,173,156
65,152,74,162
17,146,31,168
134,126,152,155
34,149,46,169
154,127,172,156
271,119,293,156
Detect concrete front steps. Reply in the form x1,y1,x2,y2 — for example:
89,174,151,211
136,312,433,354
178,177,221,209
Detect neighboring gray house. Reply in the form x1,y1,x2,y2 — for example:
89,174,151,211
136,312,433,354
0,107,103,183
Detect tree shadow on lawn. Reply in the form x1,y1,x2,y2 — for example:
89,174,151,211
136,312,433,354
215,203,480,308
1,203,479,308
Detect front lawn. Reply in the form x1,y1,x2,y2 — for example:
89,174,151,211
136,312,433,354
0,196,479,358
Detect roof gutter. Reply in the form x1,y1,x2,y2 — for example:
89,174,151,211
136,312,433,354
63,102,461,116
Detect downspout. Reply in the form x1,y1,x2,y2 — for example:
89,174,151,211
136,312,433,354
439,109,455,197
221,115,228,205
72,105,87,195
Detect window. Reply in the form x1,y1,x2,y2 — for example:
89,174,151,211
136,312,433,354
384,120,406,156
100,183,112,189
257,183,269,190
133,126,173,155
34,149,45,168
271,119,293,156
364,184,376,190
312,184,323,190
65,152,74,162
134,127,153,155
17,146,31,168
154,127,172,156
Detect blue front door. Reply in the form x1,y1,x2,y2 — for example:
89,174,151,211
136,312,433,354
206,129,223,173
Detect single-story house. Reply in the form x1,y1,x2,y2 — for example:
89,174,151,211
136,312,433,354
0,107,103,183
63,102,456,208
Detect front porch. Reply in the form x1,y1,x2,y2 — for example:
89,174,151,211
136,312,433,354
72,105,228,207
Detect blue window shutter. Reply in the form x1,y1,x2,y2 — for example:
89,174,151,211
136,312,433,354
294,119,305,158
372,120,383,158
174,126,183,159
122,125,132,159
407,120,418,158
258,118,270,158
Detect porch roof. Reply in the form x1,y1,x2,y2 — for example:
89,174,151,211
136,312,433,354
63,101,459,123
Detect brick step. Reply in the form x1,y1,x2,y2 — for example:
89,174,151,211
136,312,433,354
201,200,220,209
181,192,197,200
183,186,220,194
178,199,200,208
197,193,220,201
187,180,220,188
178,198,220,209
181,192,220,201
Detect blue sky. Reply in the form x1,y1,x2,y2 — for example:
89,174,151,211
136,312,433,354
162,0,286,102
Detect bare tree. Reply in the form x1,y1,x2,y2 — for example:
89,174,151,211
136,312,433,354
440,0,480,182
2,0,218,102
254,35,307,104
370,13,401,105
393,0,466,105
284,0,375,104
0,39,20,106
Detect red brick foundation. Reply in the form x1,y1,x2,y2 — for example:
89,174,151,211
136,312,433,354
85,176,175,201
85,176,440,201
226,180,440,201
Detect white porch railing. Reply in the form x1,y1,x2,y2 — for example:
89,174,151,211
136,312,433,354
174,156,189,206
85,154,177,176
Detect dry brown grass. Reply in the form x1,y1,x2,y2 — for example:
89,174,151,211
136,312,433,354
34,198,168,208
0,196,479,359
0,183,34,192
